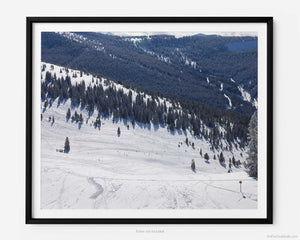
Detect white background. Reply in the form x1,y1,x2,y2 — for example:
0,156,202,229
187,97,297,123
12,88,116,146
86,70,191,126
0,0,299,239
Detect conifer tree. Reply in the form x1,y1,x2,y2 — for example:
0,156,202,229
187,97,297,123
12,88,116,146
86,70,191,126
117,127,121,136
79,113,83,123
64,137,70,153
246,111,258,177
44,100,48,109
204,153,209,161
191,159,195,171
66,108,71,119
219,152,225,163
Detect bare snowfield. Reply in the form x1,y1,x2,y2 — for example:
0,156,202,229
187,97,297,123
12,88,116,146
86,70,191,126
41,99,257,209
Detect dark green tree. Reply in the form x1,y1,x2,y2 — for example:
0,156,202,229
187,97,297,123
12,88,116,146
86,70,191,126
219,152,225,163
191,159,195,171
66,108,71,119
64,137,70,153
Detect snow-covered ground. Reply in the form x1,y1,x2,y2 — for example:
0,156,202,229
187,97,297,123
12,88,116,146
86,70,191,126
224,94,233,109
40,63,257,209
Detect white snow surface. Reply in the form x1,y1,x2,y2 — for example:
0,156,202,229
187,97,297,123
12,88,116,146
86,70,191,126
224,94,233,109
41,63,257,209
238,86,252,102
238,86,258,109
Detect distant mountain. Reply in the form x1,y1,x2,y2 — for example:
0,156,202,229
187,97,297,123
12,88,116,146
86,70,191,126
41,32,257,117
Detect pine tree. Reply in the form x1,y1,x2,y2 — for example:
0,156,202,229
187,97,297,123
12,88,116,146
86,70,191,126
64,137,70,153
79,113,83,123
186,137,188,145
66,108,71,119
204,153,209,161
200,148,202,156
246,111,258,177
44,100,48,109
191,159,195,171
219,152,225,163
117,127,121,136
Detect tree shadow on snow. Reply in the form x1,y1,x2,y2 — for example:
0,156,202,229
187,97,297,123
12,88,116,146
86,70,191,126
220,162,227,168
176,129,183,135
136,121,151,130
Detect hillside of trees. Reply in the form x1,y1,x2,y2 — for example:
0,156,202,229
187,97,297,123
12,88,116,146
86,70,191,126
41,68,249,149
41,32,257,117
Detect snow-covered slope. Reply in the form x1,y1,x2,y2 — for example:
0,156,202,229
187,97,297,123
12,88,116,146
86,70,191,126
238,85,258,109
41,63,257,209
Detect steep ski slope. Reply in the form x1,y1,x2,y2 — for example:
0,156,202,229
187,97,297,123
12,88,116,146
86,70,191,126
41,63,257,209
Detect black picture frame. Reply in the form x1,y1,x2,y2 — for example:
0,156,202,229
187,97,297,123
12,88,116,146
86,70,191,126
26,16,273,224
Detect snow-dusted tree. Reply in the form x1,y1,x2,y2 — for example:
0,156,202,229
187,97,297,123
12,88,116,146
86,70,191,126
117,127,121,136
246,111,258,177
64,137,70,153
204,153,209,161
79,113,83,123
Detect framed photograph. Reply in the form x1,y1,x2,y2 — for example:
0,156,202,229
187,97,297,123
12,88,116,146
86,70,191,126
26,17,273,224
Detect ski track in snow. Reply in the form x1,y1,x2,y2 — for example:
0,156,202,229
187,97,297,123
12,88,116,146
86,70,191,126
87,177,104,199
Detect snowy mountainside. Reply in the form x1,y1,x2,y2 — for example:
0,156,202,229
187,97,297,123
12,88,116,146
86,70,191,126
41,63,257,209
42,32,257,116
